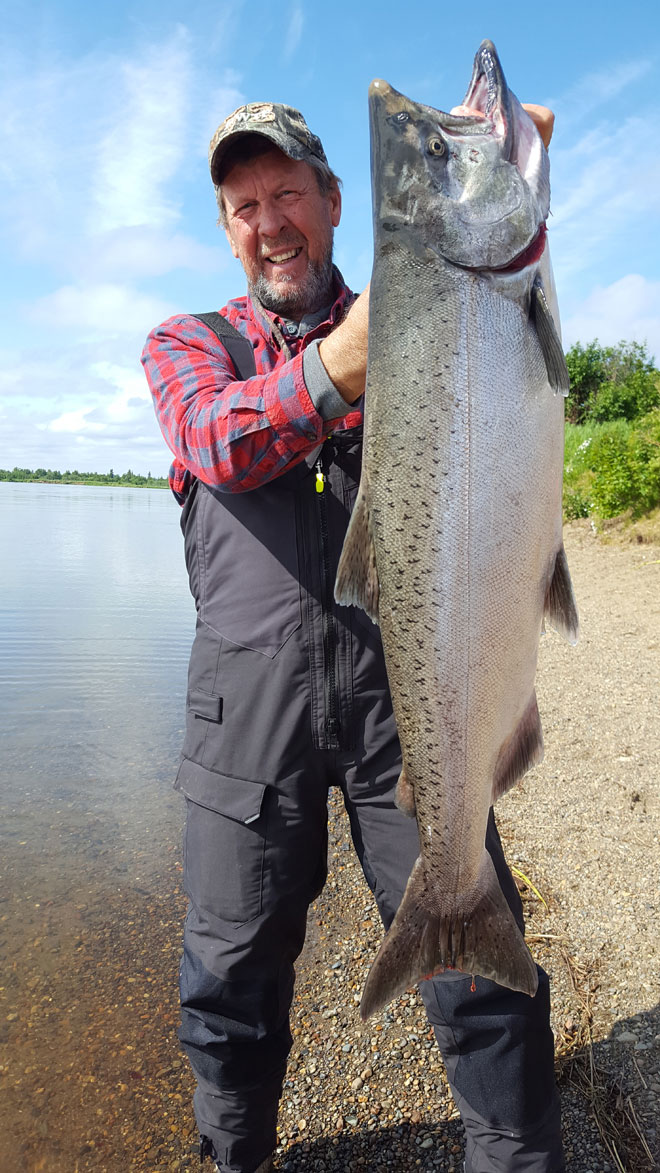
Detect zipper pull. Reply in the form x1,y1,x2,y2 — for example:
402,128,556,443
315,468,325,494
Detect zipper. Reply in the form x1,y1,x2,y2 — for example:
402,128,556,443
314,446,341,750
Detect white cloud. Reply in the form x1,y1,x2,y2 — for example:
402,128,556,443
203,73,246,150
546,57,653,126
28,283,177,335
562,274,660,361
73,227,225,282
0,30,197,264
549,113,660,289
90,31,192,233
284,5,304,63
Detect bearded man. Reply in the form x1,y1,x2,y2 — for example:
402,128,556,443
142,99,564,1173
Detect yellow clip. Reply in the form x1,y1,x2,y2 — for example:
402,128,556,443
315,470,325,494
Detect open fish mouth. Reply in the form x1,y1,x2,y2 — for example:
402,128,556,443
458,39,512,155
463,39,508,120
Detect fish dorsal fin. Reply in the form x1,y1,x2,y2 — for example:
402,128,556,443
545,544,579,644
334,481,380,623
532,277,570,396
492,691,545,803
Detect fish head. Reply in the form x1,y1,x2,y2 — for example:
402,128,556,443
369,40,550,272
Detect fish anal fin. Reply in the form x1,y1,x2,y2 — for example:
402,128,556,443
492,692,544,803
532,277,570,396
359,852,538,1021
334,482,380,623
395,766,416,817
545,544,579,644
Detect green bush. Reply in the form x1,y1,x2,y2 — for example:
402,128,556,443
565,341,608,424
590,367,660,423
565,339,659,425
563,410,660,520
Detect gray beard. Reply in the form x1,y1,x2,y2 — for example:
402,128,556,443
249,250,335,321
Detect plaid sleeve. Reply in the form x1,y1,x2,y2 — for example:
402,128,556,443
141,314,342,495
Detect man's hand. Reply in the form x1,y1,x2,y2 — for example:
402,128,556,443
522,104,554,149
318,285,369,405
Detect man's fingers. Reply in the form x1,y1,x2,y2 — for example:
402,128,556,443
521,104,555,149
449,104,481,118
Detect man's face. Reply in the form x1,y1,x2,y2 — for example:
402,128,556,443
221,147,341,320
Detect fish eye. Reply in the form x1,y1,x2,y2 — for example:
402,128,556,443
396,112,409,123
427,137,446,156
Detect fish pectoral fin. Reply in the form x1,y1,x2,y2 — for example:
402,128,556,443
334,483,380,623
492,691,544,802
395,766,416,817
544,544,579,644
532,276,570,396
359,852,538,1021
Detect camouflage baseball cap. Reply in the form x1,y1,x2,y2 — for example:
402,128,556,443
208,101,328,187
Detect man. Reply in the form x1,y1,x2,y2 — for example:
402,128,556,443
142,99,563,1173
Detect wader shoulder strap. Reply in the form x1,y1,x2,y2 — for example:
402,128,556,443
193,311,257,381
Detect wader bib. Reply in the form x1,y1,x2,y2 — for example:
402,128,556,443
175,314,564,1173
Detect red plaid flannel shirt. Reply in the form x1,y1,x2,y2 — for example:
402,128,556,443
141,273,361,503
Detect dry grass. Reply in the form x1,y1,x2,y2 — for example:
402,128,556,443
566,508,660,547
528,933,655,1172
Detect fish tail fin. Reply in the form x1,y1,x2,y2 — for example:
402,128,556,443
360,851,538,1021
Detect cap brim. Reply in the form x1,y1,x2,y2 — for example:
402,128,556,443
210,128,308,186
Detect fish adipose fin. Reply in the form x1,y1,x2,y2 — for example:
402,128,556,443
334,484,380,623
395,766,416,817
544,545,579,644
492,691,544,803
360,851,538,1020
532,277,570,396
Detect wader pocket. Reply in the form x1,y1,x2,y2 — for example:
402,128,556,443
177,760,267,924
189,687,222,723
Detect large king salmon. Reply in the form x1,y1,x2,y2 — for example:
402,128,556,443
335,40,579,1020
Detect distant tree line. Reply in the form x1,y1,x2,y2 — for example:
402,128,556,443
0,468,169,488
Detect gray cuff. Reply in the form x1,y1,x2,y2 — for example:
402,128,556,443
302,339,353,421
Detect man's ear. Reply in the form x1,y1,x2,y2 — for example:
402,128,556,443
329,184,341,229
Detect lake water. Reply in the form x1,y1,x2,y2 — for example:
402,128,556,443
0,483,201,1171
1,482,194,803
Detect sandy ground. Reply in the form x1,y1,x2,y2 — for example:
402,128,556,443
1,524,658,1172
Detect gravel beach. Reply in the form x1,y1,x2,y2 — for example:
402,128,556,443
1,523,658,1172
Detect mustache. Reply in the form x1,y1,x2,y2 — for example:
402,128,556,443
259,235,304,259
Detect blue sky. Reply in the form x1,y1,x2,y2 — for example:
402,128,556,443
1,0,658,476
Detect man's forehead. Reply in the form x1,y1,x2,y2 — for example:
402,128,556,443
222,149,315,194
